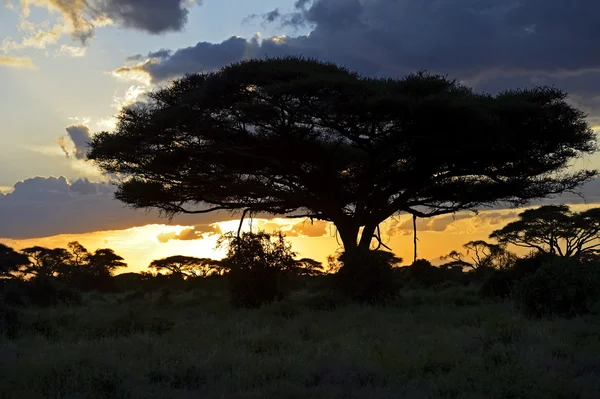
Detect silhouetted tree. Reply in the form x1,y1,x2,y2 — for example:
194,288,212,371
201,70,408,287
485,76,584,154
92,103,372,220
67,241,90,266
293,258,326,276
490,205,600,260
441,240,516,270
0,244,29,278
217,231,304,307
149,255,225,278
87,248,127,276
88,57,596,288
21,246,72,279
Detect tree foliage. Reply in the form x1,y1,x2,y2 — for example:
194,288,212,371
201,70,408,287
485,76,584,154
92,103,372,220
149,255,225,278
88,57,597,258
490,205,600,260
441,240,517,270
0,244,30,278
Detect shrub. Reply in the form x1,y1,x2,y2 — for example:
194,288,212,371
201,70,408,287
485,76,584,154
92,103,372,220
335,250,399,302
511,252,558,280
406,259,448,287
479,269,514,299
512,257,600,318
0,303,22,339
218,231,295,308
0,278,81,307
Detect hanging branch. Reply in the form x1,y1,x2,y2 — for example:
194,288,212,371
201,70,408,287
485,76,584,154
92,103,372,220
237,208,251,238
413,214,418,263
372,224,392,251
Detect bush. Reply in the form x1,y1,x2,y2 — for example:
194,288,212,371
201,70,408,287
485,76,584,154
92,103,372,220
228,267,283,308
512,257,600,318
479,269,514,299
511,252,558,280
219,231,295,308
0,278,81,307
0,303,22,339
406,259,448,287
335,250,399,302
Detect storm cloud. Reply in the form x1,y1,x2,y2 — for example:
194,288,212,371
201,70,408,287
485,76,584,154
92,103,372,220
115,0,600,123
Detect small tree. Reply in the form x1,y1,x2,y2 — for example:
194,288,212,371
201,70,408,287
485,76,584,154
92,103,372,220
0,244,30,278
441,240,516,270
490,205,600,260
87,248,127,277
149,255,225,278
217,231,301,307
293,258,326,276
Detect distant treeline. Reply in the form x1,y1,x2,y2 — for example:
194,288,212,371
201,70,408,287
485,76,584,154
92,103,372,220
2,205,600,318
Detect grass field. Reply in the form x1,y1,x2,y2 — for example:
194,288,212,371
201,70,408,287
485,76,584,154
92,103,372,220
2,285,600,399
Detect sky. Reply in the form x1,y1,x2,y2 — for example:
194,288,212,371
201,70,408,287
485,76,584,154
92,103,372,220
2,0,600,273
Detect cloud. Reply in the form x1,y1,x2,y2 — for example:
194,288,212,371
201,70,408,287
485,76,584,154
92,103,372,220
59,124,92,160
0,176,238,239
286,220,329,237
0,55,35,69
114,35,264,83
114,0,600,122
386,210,522,237
3,174,600,241
9,0,198,48
56,44,86,57
157,224,222,243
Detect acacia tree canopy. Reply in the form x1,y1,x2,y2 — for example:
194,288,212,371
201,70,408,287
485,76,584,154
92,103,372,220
149,255,225,277
490,205,600,259
0,243,30,278
441,240,516,270
88,57,597,255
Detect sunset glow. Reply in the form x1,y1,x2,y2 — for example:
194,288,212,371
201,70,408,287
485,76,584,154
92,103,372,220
2,0,600,271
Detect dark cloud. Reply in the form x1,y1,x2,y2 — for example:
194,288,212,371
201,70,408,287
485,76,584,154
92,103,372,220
118,0,600,121
2,175,600,240
99,0,194,34
0,176,238,239
157,224,222,243
59,124,92,160
31,0,198,44
243,8,281,26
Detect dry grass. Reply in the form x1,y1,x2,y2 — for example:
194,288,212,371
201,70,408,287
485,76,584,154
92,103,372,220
1,286,600,399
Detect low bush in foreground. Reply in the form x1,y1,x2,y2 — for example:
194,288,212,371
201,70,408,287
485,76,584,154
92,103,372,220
513,258,600,318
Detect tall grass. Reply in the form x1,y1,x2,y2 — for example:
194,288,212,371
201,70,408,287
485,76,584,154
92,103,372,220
1,286,599,398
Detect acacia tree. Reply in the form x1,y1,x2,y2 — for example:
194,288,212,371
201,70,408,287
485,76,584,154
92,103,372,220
490,205,600,260
21,246,73,278
441,240,516,270
149,255,225,278
87,248,127,276
88,57,596,268
0,244,30,278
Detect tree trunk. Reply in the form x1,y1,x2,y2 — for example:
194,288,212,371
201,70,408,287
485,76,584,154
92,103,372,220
413,214,418,263
358,224,377,251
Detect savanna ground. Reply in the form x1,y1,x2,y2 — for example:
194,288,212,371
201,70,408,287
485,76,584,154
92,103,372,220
2,281,600,399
